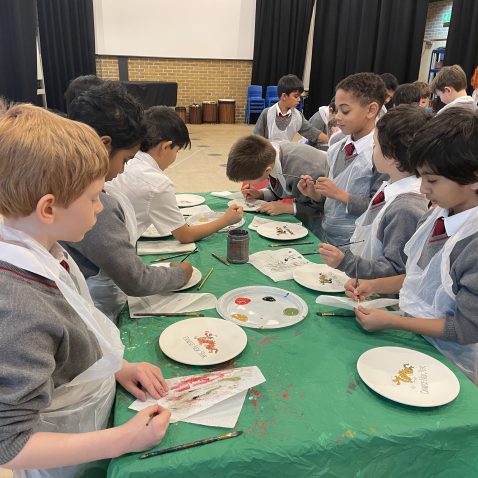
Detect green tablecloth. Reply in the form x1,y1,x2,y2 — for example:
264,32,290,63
108,194,478,477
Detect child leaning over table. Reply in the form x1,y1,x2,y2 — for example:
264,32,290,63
0,102,170,477
318,105,431,279
110,106,243,242
345,109,478,384
226,134,328,237
298,72,388,245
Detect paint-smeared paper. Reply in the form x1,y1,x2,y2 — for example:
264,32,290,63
315,295,399,310
137,240,196,256
248,248,310,281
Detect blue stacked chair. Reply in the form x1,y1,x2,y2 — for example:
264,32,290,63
265,85,279,107
296,96,303,112
245,85,265,124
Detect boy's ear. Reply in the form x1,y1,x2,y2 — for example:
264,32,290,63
469,181,478,192
36,194,56,225
100,136,113,153
367,101,380,117
264,165,273,175
161,140,174,151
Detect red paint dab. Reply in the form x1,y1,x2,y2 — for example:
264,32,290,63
235,297,251,305
258,336,276,347
282,392,289,399
299,393,304,398
261,421,266,427
252,400,258,408
251,388,264,397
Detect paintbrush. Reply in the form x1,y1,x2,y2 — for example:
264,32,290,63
316,311,355,317
268,241,314,248
145,411,159,426
180,247,198,262
332,240,365,248
139,431,243,460
150,250,198,263
197,267,214,290
354,261,360,306
211,253,229,266
278,173,305,180
132,312,204,318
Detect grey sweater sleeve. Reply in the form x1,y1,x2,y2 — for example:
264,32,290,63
253,109,269,138
347,171,389,217
441,233,478,344
64,194,185,296
298,114,321,142
338,195,428,279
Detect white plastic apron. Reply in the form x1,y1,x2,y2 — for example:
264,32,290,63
87,184,138,322
350,177,422,258
0,226,124,478
399,207,478,383
438,96,477,114
322,139,374,245
267,106,302,142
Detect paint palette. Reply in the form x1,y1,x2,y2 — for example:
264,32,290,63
256,221,308,241
216,286,308,329
357,347,460,407
140,224,171,239
228,198,267,212
150,263,202,291
293,263,350,293
176,194,206,208
159,317,248,365
186,211,245,232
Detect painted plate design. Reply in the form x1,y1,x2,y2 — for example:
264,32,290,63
151,263,202,291
293,263,350,293
176,194,206,207
227,198,267,212
256,221,308,241
186,211,245,232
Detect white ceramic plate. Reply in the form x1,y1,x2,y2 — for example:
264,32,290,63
357,347,460,407
176,194,205,208
159,317,248,365
151,263,202,291
186,211,245,232
140,224,171,239
293,263,350,293
217,286,308,329
256,221,308,241
228,198,267,212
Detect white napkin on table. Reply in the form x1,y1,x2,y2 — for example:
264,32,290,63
248,248,310,281
137,240,196,256
315,295,399,310
180,205,212,216
211,191,243,200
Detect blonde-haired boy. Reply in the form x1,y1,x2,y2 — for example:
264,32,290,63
0,103,170,476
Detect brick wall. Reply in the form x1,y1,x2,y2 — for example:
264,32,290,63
424,0,453,41
96,56,252,123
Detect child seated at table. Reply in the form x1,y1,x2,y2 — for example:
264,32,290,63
319,104,430,278
298,72,388,245
253,74,325,144
345,109,478,383
413,81,431,108
63,82,192,322
226,135,328,237
111,106,243,242
0,102,171,476
307,97,338,151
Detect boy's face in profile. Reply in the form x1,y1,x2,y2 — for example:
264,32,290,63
280,91,301,110
435,87,454,105
108,144,140,180
335,88,377,136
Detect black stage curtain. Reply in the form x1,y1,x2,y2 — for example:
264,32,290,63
251,0,315,88
444,0,478,94
0,0,38,103
306,0,428,116
37,0,96,112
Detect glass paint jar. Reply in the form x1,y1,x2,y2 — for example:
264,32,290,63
227,229,249,264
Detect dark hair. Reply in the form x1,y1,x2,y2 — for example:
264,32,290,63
227,135,276,181
141,106,191,152
380,73,399,92
328,96,337,113
68,81,146,151
376,104,432,172
431,64,468,93
336,72,387,107
410,109,478,184
393,84,421,107
278,74,304,97
413,81,431,99
64,75,103,114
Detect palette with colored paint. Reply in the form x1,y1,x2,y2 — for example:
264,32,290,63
256,221,308,241
216,286,308,329
140,224,172,239
227,198,268,212
186,211,245,232
159,317,248,365
150,263,202,291
357,347,460,407
293,263,350,293
176,194,206,208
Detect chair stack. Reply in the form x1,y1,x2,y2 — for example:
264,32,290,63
265,85,279,107
245,85,265,124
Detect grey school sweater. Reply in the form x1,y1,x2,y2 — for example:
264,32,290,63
337,193,429,278
63,193,185,298
0,261,102,464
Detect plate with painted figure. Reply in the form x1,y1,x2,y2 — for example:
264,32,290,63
159,317,248,365
256,221,308,241
151,263,202,291
228,198,268,212
216,286,308,329
140,224,171,239
186,211,245,232
176,194,206,208
357,347,460,407
293,263,350,293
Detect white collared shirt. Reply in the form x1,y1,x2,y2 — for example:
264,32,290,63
275,102,292,117
438,96,476,114
444,206,478,236
383,175,422,202
344,129,374,157
110,151,185,237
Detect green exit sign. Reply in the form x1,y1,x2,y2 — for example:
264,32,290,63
442,12,451,23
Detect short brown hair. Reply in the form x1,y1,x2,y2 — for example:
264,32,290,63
0,101,109,217
227,135,276,181
335,72,387,108
431,65,467,93
413,81,431,99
